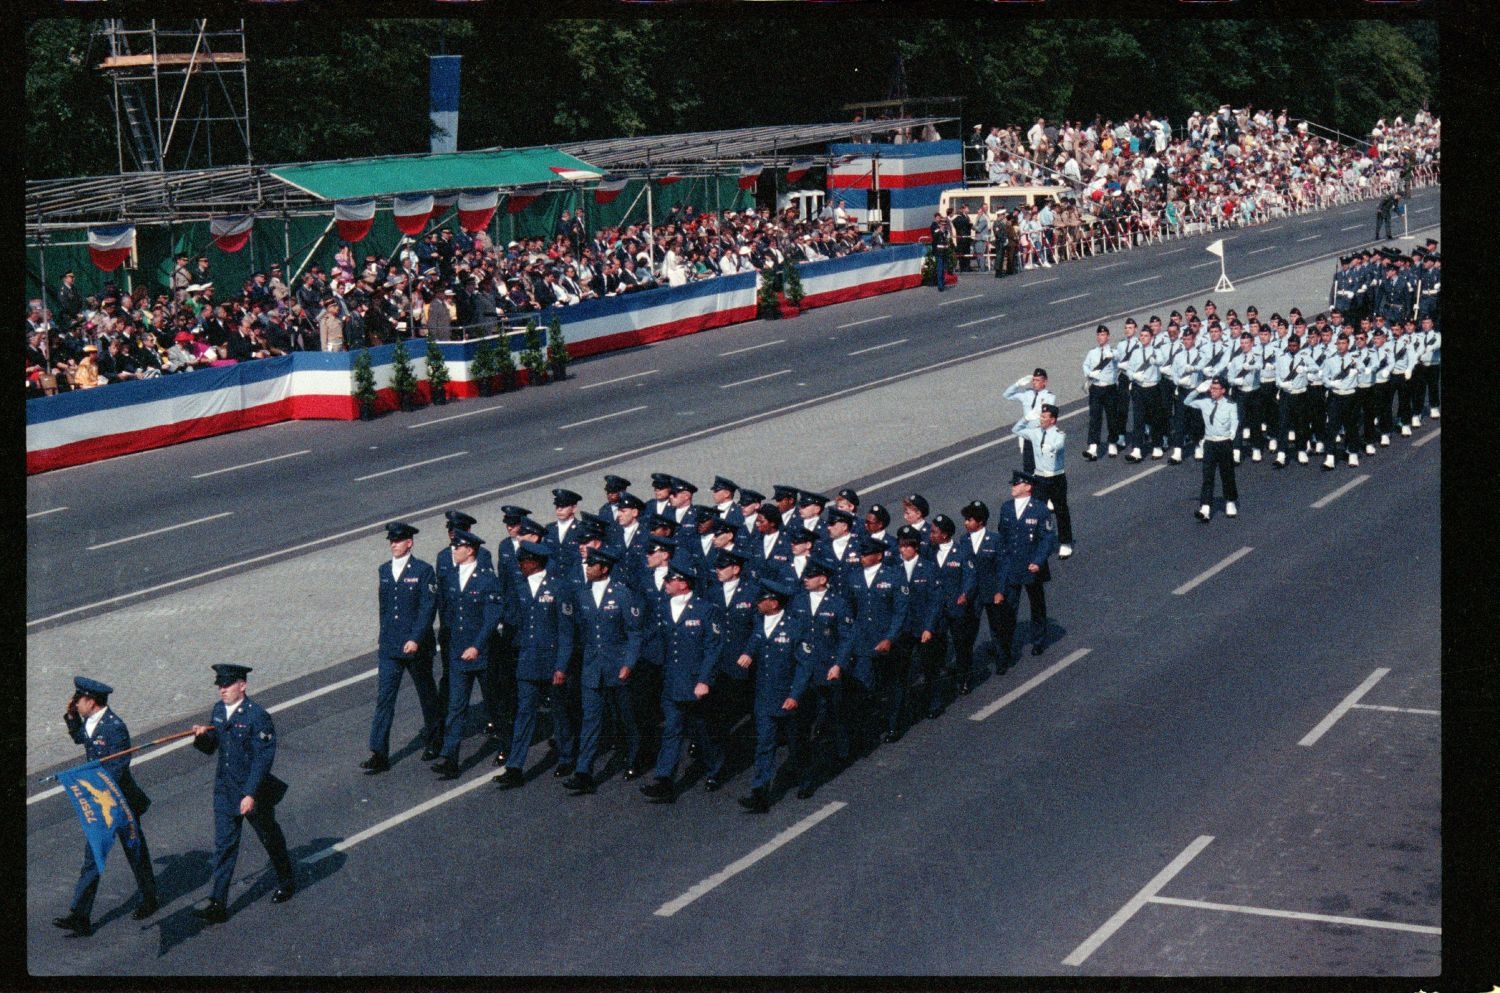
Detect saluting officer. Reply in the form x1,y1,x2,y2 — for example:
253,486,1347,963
995,471,1059,655
191,664,295,924
432,530,506,780
641,561,724,802
735,580,815,813
1184,377,1240,520
494,541,575,789
565,547,644,795
364,522,442,774
1003,368,1056,473
54,677,159,936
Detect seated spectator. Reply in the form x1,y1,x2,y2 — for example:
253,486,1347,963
73,344,102,388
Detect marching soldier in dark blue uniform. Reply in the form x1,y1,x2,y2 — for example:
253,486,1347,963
364,522,442,773
641,561,725,802
599,475,632,522
191,664,295,924
861,505,900,565
649,473,675,521
495,505,533,588
956,500,1007,684
565,547,644,795
748,504,794,585
545,488,586,561
710,476,745,528
736,580,815,813
493,541,575,788
788,556,853,796
888,527,941,742
995,471,1059,657
435,510,498,739
922,515,976,716
432,530,506,780
844,535,910,752
704,548,760,765
54,677,159,935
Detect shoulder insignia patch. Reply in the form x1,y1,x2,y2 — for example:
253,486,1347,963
561,602,574,615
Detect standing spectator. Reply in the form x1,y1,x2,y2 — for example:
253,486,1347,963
929,212,950,292
318,298,345,352
55,270,83,328
952,207,974,273
971,205,991,272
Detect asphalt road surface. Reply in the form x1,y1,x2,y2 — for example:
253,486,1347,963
26,189,1442,976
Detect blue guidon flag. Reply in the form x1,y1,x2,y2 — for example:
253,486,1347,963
56,761,144,875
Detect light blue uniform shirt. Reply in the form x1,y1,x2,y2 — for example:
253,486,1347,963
1227,347,1262,391
1170,340,1203,389
1274,351,1309,393
1198,336,1231,378
1118,338,1160,387
1081,344,1118,387
1322,351,1359,395
1003,379,1057,425
1420,327,1440,366
1184,390,1239,441
1011,417,1066,477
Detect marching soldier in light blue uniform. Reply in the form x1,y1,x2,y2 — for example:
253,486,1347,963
787,556,853,796
1322,333,1362,469
1271,333,1311,468
1305,324,1334,456
432,530,506,780
1120,325,1166,462
493,541,575,789
1011,403,1072,558
1416,313,1440,420
563,547,644,795
54,677,159,935
735,579,815,813
1183,376,1240,520
843,534,910,752
1391,319,1421,435
1080,325,1120,460
1368,327,1397,449
1167,324,1203,464
1226,330,1264,463
364,522,442,774
1003,368,1057,473
639,561,724,803
1351,328,1378,457
994,471,1059,653
1254,323,1281,454
190,664,295,924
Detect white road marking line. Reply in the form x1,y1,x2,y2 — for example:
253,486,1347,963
938,293,984,307
407,404,507,428
1412,427,1440,447
1158,248,1187,256
27,506,69,519
1189,261,1216,270
1062,835,1215,966
1149,896,1440,936
559,405,649,430
1299,667,1390,747
1311,473,1369,508
354,451,468,481
304,770,499,864
1247,246,1277,255
579,369,658,390
1413,207,1433,214
969,648,1092,722
1351,703,1440,716
721,369,790,389
1092,464,1165,497
848,338,909,356
87,512,235,551
653,801,846,917
1050,292,1092,304
836,315,891,329
1340,224,1365,232
1094,260,1128,271
956,313,1007,329
1172,546,1254,595
1296,234,1322,242
1027,276,1060,285
720,338,785,356
1121,275,1161,286
29,667,379,806
190,450,312,479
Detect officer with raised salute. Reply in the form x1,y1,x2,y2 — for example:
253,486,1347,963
735,579,814,813
363,522,442,774
1184,377,1240,521
640,561,724,802
788,555,853,794
564,547,644,796
1081,324,1120,460
995,471,1059,655
432,530,506,780
53,677,159,936
493,541,575,789
1003,368,1056,473
191,664,295,924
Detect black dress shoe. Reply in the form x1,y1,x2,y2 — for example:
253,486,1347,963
421,746,441,762
703,776,724,792
957,680,971,696
1031,643,1045,656
484,722,503,739
361,752,390,775
737,788,770,813
796,785,815,800
432,758,460,780
882,729,903,744
271,884,296,904
622,767,643,781
131,896,159,920
552,763,575,779
640,777,674,801
562,772,596,794
493,767,524,788
195,900,228,924
52,912,91,936
492,751,508,767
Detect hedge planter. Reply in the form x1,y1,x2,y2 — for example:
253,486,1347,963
358,399,376,421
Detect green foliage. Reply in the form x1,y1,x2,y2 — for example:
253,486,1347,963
520,319,547,382
756,272,779,319
494,330,517,380
783,257,805,308
547,315,569,377
390,340,418,397
425,338,450,389
469,339,496,382
352,348,377,404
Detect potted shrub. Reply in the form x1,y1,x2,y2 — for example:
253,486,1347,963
547,314,570,381
352,348,377,421
756,270,779,320
470,339,496,397
425,338,450,405
390,339,420,412
494,329,517,391
782,256,805,316
520,318,547,385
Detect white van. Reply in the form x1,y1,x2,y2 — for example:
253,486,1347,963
938,184,1070,218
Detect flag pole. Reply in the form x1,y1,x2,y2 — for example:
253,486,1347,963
1209,237,1235,292
37,728,200,783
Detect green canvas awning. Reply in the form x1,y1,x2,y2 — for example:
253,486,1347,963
267,147,604,201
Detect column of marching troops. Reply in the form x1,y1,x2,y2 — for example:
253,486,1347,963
1073,240,1440,520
